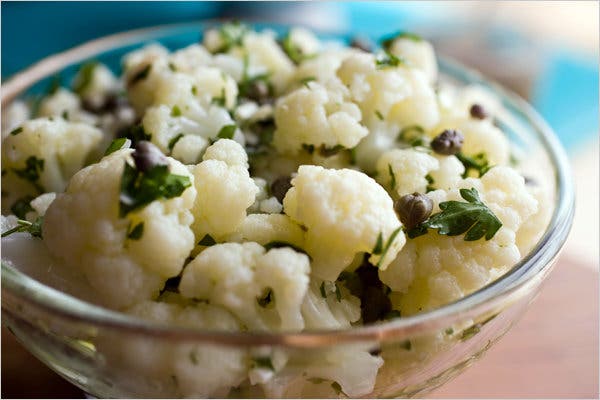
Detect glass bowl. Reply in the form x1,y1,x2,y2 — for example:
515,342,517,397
1,22,575,398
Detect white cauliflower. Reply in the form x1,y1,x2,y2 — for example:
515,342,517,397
283,165,405,280
180,242,310,332
272,79,368,154
72,62,120,109
168,44,213,73
292,48,358,87
380,166,538,314
190,139,258,240
428,154,465,191
2,100,30,139
375,148,439,197
99,300,247,398
1,118,103,213
225,214,306,250
301,280,361,330
387,35,438,84
43,149,197,309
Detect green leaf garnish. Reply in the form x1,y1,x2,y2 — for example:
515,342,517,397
104,138,128,156
198,234,217,246
301,143,315,154
388,164,396,191
381,31,423,50
375,110,384,121
299,76,316,88
10,196,35,219
383,309,402,320
168,62,177,72
212,87,227,107
281,33,315,65
372,232,384,255
397,125,427,148
128,64,152,86
10,126,23,136
1,217,43,239
167,133,185,153
425,174,435,192
257,287,275,308
376,227,403,268
73,61,98,94
456,152,493,178
214,21,248,53
375,52,405,69
409,188,502,241
119,162,191,217
12,156,45,193
217,124,236,140
127,222,144,240
170,105,182,117
118,124,151,144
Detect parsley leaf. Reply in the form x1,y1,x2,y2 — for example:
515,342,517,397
299,76,316,88
372,232,384,255
409,187,502,241
128,64,152,86
10,126,23,136
10,196,35,219
281,33,315,65
375,110,384,120
375,227,403,268
170,105,182,117
214,21,248,53
397,125,427,148
104,138,129,156
12,156,45,193
217,124,237,140
375,52,405,68
381,31,423,50
119,162,191,217
456,152,493,178
127,222,144,240
73,61,98,94
1,217,44,239
388,164,397,191
167,133,185,153
118,124,151,145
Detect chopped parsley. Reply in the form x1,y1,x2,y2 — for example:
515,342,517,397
299,76,316,88
375,110,384,120
168,62,177,72
10,196,35,219
281,33,315,65
189,351,198,365
212,88,227,107
388,164,397,191
381,31,423,50
198,234,217,246
167,133,185,153
301,143,315,154
214,21,248,53
251,356,274,371
456,152,493,178
191,85,198,96
217,124,237,140
127,222,144,240
104,138,129,156
119,161,191,217
170,105,182,117
1,217,44,239
331,382,345,396
319,144,345,157
375,227,402,268
425,174,435,192
397,125,427,148
407,187,502,241
118,124,151,145
372,232,384,255
256,287,275,308
9,126,23,136
128,64,152,86
61,110,69,120
73,61,98,94
375,52,405,69
12,156,45,193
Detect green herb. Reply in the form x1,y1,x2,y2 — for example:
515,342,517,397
61,110,69,120
119,124,151,144
167,133,185,153
375,110,384,120
128,64,151,86
198,234,217,246
104,138,128,156
408,188,502,241
9,127,23,136
191,85,198,96
12,156,45,193
257,287,275,308
189,351,198,365
10,196,35,219
397,125,427,147
214,21,248,53
425,174,435,192
119,162,191,217
1,217,43,239
456,152,492,178
238,72,273,101
73,61,98,94
349,147,358,165
299,76,316,88
376,227,403,268
217,124,237,140
400,339,412,350
263,241,309,257
127,222,144,240
372,232,384,255
375,52,405,69
381,31,423,50
168,62,177,72
319,144,345,157
388,164,397,191
281,33,315,65
171,105,182,117
212,88,227,107
301,143,315,154
251,356,274,371
445,328,454,335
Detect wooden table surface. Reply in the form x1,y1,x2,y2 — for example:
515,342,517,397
2,253,598,399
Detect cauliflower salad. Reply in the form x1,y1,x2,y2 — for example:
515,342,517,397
1,23,552,398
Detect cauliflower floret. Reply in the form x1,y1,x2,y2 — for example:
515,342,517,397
168,44,213,73
428,154,465,191
292,48,357,87
1,118,103,212
38,88,81,118
180,242,310,332
375,149,439,196
273,79,368,155
301,280,361,330
23,192,57,221
387,35,438,84
380,166,538,313
72,62,120,109
283,165,405,280
191,140,258,239
123,44,171,113
286,27,321,58
337,52,439,129
99,300,246,398
43,149,196,309
2,100,30,139
225,214,306,250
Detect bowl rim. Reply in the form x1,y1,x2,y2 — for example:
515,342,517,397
0,21,575,346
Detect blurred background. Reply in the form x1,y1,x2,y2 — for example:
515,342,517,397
1,1,598,398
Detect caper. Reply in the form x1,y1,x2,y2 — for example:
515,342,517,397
133,141,168,173
469,104,488,120
394,192,433,229
431,129,464,155
270,175,292,204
